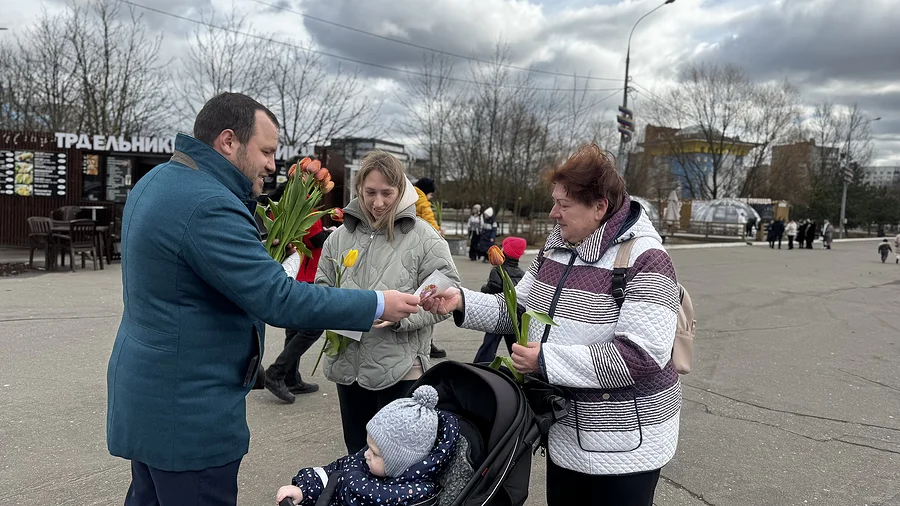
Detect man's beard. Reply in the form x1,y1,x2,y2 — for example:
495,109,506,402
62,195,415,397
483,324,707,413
234,145,261,197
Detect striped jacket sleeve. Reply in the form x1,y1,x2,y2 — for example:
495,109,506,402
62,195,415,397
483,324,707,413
454,260,538,334
541,246,679,389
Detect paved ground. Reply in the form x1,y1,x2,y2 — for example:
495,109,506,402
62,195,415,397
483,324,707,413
1,240,899,506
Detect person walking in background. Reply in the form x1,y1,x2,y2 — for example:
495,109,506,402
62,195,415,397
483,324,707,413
317,150,459,454
805,220,816,249
894,232,900,264
467,205,482,261
878,239,892,263
798,220,809,249
472,236,527,364
412,177,441,233
774,219,785,249
786,219,798,250
106,93,420,506
822,220,834,249
477,206,498,262
766,220,776,249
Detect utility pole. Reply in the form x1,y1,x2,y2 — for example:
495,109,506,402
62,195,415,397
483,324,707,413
615,0,676,176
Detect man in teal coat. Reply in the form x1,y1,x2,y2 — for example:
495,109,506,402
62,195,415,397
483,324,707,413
106,93,420,505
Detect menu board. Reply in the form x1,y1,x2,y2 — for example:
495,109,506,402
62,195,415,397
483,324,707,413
2,150,67,197
106,156,133,202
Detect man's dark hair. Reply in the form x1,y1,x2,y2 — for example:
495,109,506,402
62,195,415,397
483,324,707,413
193,92,279,146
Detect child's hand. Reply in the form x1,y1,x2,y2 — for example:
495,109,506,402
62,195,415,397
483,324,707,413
276,485,303,505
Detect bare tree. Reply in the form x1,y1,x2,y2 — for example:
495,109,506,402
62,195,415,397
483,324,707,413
270,45,381,149
0,39,36,130
176,10,273,122
738,80,801,197
67,0,170,135
397,53,456,184
645,63,762,199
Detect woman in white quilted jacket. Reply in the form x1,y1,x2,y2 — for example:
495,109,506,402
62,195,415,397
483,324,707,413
423,143,681,506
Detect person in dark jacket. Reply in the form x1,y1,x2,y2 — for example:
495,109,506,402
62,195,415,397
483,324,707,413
106,92,420,506
766,220,776,248
798,220,809,249
276,386,459,506
477,207,498,262
774,219,785,249
473,237,527,363
805,220,817,249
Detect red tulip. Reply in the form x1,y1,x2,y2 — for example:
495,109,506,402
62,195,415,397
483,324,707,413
330,207,344,222
488,245,505,266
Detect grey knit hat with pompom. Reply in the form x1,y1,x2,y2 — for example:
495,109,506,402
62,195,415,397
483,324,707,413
366,385,440,477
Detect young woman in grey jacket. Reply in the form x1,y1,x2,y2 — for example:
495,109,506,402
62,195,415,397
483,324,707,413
317,150,460,453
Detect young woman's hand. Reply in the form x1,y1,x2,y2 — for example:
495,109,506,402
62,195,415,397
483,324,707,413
276,485,303,505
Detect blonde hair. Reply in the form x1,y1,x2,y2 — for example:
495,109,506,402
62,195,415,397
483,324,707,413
355,150,407,241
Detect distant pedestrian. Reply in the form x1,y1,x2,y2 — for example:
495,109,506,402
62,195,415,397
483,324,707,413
878,239,892,263
786,220,798,250
477,207,498,262
468,205,483,261
822,220,833,250
798,220,809,249
894,233,900,264
774,219,785,249
805,220,816,249
766,221,776,249
472,236,527,364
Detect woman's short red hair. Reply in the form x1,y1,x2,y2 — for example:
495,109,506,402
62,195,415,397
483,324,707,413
544,143,625,214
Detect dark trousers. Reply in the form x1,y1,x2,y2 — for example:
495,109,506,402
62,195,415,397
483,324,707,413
125,458,241,506
777,234,783,249
788,235,795,249
806,238,814,249
267,328,322,385
473,332,516,364
546,458,660,506
469,232,481,260
336,380,416,453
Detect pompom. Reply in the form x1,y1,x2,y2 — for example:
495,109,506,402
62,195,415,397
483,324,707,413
412,385,438,410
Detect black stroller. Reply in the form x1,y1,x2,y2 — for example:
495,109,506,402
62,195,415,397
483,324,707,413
415,361,567,506
301,361,567,506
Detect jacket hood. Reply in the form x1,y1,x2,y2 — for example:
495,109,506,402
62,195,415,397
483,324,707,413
343,178,420,235
542,194,662,264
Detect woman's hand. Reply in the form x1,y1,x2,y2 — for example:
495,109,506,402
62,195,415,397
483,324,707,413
271,238,297,257
276,485,303,505
510,342,541,375
420,287,462,315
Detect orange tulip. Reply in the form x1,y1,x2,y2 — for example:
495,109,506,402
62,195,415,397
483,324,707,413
324,181,336,194
315,167,329,181
298,157,312,171
488,245,505,266
322,173,332,186
287,163,297,178
306,160,321,173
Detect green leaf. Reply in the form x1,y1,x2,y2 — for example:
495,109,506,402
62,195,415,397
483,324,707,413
488,356,524,383
524,310,558,327
519,313,531,347
293,241,313,261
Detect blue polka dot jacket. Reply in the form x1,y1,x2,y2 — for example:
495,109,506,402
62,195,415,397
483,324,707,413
292,410,460,505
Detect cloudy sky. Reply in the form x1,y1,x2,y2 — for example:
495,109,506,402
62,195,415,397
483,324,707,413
2,0,899,166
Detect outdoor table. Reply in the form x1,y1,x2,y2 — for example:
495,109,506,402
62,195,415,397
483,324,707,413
48,221,108,270
80,205,106,221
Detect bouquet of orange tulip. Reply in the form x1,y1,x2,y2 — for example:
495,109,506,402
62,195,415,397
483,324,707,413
486,245,557,382
256,157,342,263
311,249,359,375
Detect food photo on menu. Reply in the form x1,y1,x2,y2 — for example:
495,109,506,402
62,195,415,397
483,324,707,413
14,152,34,196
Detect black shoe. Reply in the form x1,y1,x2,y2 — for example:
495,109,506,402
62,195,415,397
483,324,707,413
430,344,447,359
264,374,295,403
289,381,320,395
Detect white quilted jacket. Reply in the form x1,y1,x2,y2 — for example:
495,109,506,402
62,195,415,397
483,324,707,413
458,198,681,475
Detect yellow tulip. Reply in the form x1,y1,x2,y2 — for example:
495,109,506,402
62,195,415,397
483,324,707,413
343,249,359,268
488,245,505,266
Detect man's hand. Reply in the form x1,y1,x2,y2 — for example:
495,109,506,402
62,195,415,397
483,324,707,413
510,342,541,375
420,287,462,315
275,485,303,505
381,290,420,322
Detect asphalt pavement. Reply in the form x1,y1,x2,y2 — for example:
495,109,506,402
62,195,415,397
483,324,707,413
1,240,898,505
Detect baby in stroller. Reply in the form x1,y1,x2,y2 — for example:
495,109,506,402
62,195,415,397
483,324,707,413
276,385,460,506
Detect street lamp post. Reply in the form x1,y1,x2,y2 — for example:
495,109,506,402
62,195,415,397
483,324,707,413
838,116,880,238
615,0,676,176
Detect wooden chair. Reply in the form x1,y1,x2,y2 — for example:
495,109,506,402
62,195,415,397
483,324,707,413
27,217,53,269
55,219,99,272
